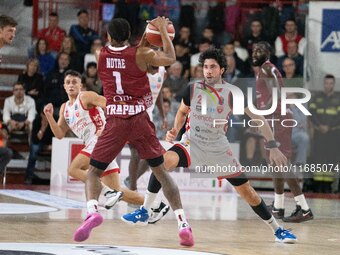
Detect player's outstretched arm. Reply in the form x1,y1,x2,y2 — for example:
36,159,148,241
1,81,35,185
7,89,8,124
43,103,69,139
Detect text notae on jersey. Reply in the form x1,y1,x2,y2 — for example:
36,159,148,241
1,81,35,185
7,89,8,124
64,94,105,145
98,45,152,118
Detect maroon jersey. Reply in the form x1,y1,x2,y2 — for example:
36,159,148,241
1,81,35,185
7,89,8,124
97,45,152,119
256,60,284,115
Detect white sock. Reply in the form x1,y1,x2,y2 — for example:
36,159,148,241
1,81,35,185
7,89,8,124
294,194,309,211
174,209,188,228
87,199,99,214
101,183,113,197
264,215,280,233
143,191,158,213
274,193,284,209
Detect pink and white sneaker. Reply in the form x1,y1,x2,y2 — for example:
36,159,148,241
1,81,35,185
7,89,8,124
73,212,103,242
179,222,194,247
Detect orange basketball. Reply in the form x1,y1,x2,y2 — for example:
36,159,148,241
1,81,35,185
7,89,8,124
145,23,175,47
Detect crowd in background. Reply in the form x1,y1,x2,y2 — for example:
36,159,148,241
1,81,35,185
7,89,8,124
1,0,340,192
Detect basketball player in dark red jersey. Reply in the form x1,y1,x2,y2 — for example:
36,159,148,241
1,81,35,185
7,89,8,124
252,41,313,222
0,15,17,51
74,17,194,246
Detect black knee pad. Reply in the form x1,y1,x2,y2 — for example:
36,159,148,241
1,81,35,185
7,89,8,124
146,155,164,167
226,173,249,186
168,144,189,168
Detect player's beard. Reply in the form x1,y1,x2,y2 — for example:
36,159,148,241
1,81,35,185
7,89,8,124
252,55,267,67
205,76,221,86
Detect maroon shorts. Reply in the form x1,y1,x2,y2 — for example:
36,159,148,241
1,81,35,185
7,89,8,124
91,111,165,170
267,113,292,158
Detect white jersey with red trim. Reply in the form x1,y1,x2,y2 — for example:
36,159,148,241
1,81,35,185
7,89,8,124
64,93,105,145
186,81,233,151
146,66,166,119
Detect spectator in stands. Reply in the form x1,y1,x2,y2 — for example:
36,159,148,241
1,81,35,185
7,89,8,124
243,19,268,57
2,82,36,138
223,41,248,76
82,62,102,95
83,38,102,70
281,57,303,88
288,92,309,166
174,42,190,79
69,9,99,56
163,61,188,101
60,35,83,73
17,58,44,108
44,52,69,116
154,0,180,30
24,107,53,185
0,121,13,174
173,26,195,55
37,12,66,57
201,26,218,46
275,18,306,57
34,38,55,77
153,98,176,140
190,38,212,77
309,74,340,193
160,86,179,114
277,41,304,76
223,55,242,84
190,65,203,82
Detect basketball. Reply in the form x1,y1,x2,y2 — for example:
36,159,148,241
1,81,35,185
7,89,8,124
145,23,175,47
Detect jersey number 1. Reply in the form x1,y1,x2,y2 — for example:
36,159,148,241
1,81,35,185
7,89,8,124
112,71,124,94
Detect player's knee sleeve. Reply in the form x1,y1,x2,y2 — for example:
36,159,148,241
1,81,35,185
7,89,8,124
168,145,189,168
226,173,249,186
148,173,162,193
146,155,164,167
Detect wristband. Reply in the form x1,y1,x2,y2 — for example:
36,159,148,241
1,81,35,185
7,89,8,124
265,140,279,149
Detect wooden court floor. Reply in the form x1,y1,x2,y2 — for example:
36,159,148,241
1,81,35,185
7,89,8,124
0,186,339,255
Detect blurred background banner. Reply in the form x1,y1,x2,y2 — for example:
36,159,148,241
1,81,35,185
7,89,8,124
306,1,340,91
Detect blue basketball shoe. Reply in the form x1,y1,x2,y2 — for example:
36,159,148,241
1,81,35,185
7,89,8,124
274,227,297,243
121,206,149,226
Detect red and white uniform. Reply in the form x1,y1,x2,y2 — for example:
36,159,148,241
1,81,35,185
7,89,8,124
147,66,166,121
64,93,119,172
171,81,243,179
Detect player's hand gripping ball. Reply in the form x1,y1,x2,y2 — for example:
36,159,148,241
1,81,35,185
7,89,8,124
145,22,175,47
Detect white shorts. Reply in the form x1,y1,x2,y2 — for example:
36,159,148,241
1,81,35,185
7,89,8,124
80,137,120,174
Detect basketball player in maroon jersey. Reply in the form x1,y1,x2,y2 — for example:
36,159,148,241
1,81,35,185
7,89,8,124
252,41,313,222
74,17,194,246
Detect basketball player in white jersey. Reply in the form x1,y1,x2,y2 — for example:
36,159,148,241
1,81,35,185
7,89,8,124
44,70,169,220
123,48,297,243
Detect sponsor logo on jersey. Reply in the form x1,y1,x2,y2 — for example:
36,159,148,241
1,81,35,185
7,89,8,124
106,104,146,116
